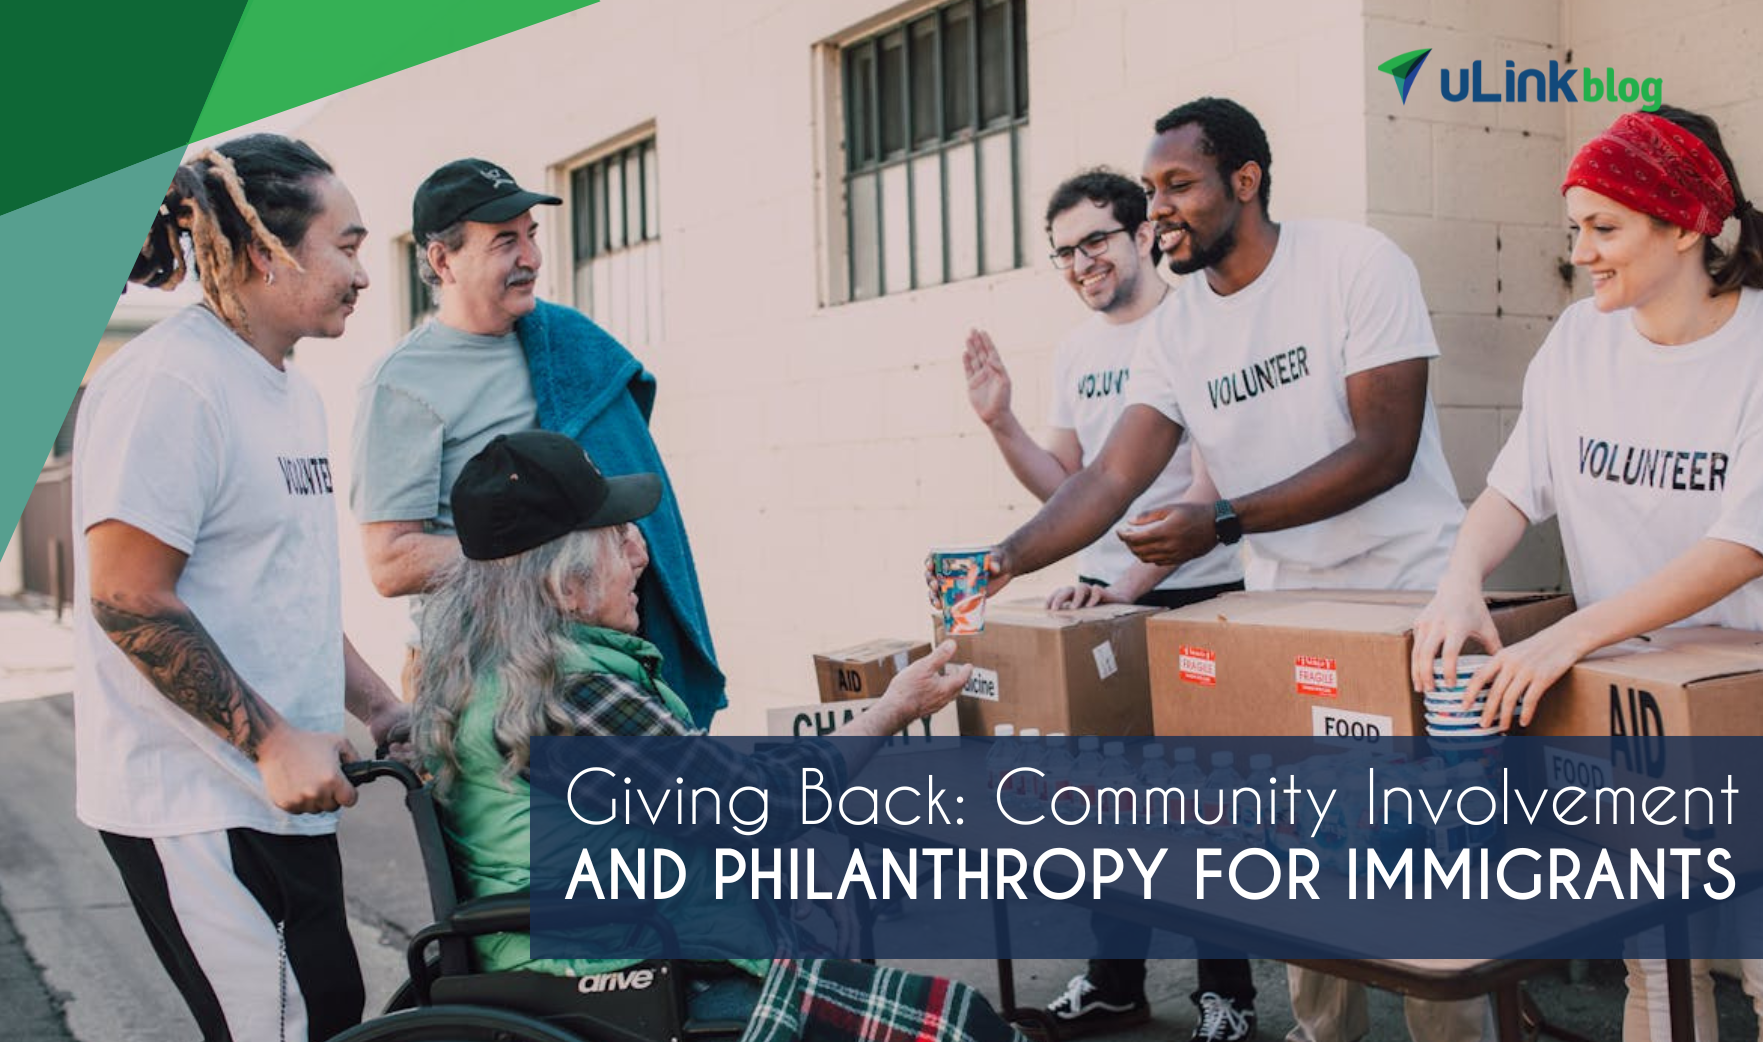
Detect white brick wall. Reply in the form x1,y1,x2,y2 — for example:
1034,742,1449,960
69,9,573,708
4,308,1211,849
285,0,1759,732
1364,2,1572,593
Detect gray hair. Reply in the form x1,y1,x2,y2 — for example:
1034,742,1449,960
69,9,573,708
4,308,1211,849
415,220,469,288
413,527,621,796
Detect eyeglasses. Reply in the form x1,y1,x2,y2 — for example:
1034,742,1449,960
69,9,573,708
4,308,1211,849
1049,227,1130,269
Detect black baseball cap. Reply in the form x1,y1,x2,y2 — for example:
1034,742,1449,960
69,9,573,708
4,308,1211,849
412,158,561,241
452,431,661,561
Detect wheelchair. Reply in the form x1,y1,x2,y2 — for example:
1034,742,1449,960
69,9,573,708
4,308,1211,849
328,760,754,1042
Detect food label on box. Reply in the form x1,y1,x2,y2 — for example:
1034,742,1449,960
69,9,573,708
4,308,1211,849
1542,745,1615,791
961,666,1000,701
1178,646,1217,686
1092,641,1118,681
1295,656,1340,697
1312,706,1392,747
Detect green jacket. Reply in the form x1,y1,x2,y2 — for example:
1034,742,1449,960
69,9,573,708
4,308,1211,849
440,624,768,977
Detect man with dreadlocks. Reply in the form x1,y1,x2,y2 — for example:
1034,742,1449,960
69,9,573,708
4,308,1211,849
350,158,725,728
74,133,408,1042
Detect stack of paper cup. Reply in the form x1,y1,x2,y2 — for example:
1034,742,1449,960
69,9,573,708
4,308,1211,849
1424,655,1500,736
1425,654,1506,773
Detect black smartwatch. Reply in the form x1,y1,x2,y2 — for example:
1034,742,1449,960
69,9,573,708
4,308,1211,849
1212,499,1243,546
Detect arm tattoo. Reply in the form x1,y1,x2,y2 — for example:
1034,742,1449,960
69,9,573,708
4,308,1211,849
91,598,277,760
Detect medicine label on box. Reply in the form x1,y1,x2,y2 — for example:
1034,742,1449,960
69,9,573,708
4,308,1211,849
962,666,1000,701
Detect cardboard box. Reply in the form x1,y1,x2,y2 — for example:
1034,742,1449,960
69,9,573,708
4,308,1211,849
936,600,1162,737
1527,627,1763,739
814,638,931,704
1523,627,1763,874
1147,590,1574,741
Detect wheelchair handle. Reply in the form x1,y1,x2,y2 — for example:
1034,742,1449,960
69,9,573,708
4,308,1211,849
343,759,423,792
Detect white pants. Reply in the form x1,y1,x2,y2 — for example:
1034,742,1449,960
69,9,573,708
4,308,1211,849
1623,959,1763,1042
1285,966,1494,1042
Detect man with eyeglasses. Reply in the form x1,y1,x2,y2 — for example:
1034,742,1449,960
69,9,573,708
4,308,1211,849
962,168,1243,614
960,168,1248,1041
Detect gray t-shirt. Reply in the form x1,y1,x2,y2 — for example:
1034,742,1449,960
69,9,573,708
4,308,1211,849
351,320,539,533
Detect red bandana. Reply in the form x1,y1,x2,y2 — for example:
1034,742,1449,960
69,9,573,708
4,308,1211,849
1562,112,1735,236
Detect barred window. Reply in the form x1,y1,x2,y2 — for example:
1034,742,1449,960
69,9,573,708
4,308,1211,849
569,135,662,348
401,237,436,333
840,0,1029,302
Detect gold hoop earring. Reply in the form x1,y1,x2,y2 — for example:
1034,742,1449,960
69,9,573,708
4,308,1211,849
264,271,275,286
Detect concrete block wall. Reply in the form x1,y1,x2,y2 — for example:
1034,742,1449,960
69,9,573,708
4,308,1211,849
293,0,1377,732
283,0,1763,732
1362,0,1573,592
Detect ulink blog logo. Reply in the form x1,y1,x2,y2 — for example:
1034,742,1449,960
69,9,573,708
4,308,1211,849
1378,47,1663,111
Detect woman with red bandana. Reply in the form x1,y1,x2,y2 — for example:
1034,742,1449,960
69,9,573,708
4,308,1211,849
1413,106,1763,1041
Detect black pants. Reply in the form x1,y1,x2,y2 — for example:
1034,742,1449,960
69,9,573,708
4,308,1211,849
101,828,365,1042
1077,578,1244,609
1086,917,1257,1006
1082,578,1253,1008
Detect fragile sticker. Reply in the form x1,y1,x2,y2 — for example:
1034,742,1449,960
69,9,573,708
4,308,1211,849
1295,655,1339,697
1092,640,1118,681
961,666,1000,701
1178,646,1217,686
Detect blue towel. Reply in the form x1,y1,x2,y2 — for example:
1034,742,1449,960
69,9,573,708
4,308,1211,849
518,300,726,727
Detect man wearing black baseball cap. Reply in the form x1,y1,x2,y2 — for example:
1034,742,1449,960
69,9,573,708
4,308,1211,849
352,158,728,727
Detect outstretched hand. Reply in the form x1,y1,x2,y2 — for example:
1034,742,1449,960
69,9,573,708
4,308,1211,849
963,329,1013,427
1116,504,1215,567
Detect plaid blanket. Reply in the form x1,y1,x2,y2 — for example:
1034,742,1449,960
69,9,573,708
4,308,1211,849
741,959,1027,1042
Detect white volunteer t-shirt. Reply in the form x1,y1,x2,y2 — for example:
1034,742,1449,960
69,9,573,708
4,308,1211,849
1126,220,1463,591
72,305,345,837
1488,288,1763,629
1047,311,1243,590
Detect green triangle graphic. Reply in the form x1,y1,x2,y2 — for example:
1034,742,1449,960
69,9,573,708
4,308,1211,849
1377,48,1431,81
1375,46,1431,103
1376,47,1433,103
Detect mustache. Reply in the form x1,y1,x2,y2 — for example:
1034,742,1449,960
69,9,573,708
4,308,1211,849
505,268,537,289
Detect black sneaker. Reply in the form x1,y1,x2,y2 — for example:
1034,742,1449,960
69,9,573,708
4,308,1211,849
1190,991,1256,1042
1045,974,1151,1036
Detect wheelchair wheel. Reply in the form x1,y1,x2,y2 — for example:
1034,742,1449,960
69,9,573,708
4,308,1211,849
380,952,441,1014
326,1004,586,1042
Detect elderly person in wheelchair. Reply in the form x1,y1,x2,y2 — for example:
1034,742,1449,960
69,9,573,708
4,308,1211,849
406,430,1024,1042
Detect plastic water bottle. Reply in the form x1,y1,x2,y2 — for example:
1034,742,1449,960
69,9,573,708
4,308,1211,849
1138,745,1170,831
1447,762,1496,848
1339,772,1378,874
1372,760,1425,859
1066,737,1104,821
985,724,1017,794
1203,751,1245,843
1014,730,1046,807
1420,769,1466,859
1043,735,1074,812
1242,753,1273,848
1098,741,1137,826
1167,747,1205,836
1301,765,1347,872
